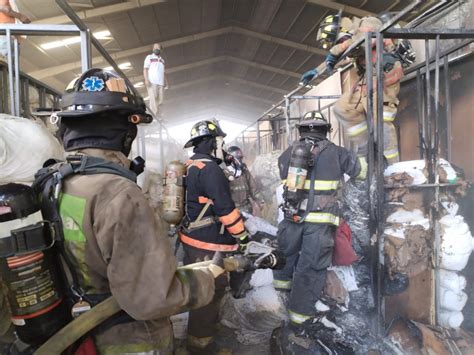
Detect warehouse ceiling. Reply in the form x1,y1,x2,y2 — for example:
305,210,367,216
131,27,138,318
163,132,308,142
17,0,424,125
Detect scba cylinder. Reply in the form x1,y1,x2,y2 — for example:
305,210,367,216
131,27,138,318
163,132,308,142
163,161,186,226
0,183,69,346
285,141,313,204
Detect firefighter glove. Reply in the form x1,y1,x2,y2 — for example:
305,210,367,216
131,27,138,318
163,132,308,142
207,252,226,278
325,53,338,74
300,69,318,85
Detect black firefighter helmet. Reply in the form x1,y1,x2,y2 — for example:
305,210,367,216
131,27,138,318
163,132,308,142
184,119,227,148
57,68,152,155
58,68,152,124
297,111,332,136
316,12,342,49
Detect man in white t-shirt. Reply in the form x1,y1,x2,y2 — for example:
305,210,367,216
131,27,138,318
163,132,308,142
143,43,168,117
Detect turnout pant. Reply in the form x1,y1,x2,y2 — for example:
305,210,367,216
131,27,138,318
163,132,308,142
273,220,335,325
333,72,400,165
183,245,227,350
146,83,164,118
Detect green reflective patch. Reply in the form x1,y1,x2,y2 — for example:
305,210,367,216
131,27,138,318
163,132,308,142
60,193,86,242
59,193,92,289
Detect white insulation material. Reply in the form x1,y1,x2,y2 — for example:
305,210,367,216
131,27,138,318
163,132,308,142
439,212,473,328
440,215,473,272
384,160,427,185
243,213,278,237
439,310,464,329
386,209,429,226
0,115,64,183
384,159,458,185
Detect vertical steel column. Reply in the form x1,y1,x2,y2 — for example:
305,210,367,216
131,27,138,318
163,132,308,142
434,36,440,163
39,87,46,108
433,35,441,326
6,29,15,116
80,29,92,72
256,121,261,155
285,96,291,146
0,66,5,113
443,56,452,161
138,126,147,161
14,38,20,116
241,132,245,152
22,79,30,117
425,40,432,182
375,31,385,335
416,70,425,158
365,31,377,336
365,32,375,218
159,121,164,172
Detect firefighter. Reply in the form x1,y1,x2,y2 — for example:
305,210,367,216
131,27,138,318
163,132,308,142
273,111,366,350
224,145,265,216
31,68,223,354
300,12,405,165
180,120,249,353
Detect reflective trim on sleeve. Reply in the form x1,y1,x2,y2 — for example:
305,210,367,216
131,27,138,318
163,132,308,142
289,310,312,325
384,148,399,160
179,232,239,252
273,279,292,290
347,121,368,137
356,156,368,180
304,212,340,225
383,111,397,122
219,208,241,226
227,219,246,236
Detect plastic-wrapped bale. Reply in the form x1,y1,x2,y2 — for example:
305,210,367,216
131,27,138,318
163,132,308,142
242,212,277,237
438,206,474,328
249,150,283,225
218,270,287,353
341,180,371,253
384,159,460,187
0,115,64,183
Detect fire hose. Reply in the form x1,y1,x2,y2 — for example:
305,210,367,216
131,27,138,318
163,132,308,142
34,241,284,355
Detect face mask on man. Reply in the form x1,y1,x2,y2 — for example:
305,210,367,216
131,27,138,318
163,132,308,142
153,49,161,55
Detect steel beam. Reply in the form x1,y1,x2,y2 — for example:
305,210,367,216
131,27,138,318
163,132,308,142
233,27,326,56
30,26,324,79
34,0,169,25
384,28,474,39
0,23,79,36
307,0,374,18
227,56,300,78
30,27,230,79
131,55,299,82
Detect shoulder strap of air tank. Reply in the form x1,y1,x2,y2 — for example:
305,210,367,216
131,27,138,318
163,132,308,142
63,155,137,183
298,140,333,223
32,155,136,303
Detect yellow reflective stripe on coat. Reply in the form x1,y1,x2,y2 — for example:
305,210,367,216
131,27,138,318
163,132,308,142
356,156,368,180
347,121,368,137
281,179,339,191
304,212,340,225
289,310,311,325
383,110,397,122
273,279,292,290
384,148,399,159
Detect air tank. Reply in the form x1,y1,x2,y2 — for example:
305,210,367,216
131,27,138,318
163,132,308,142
162,161,186,226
